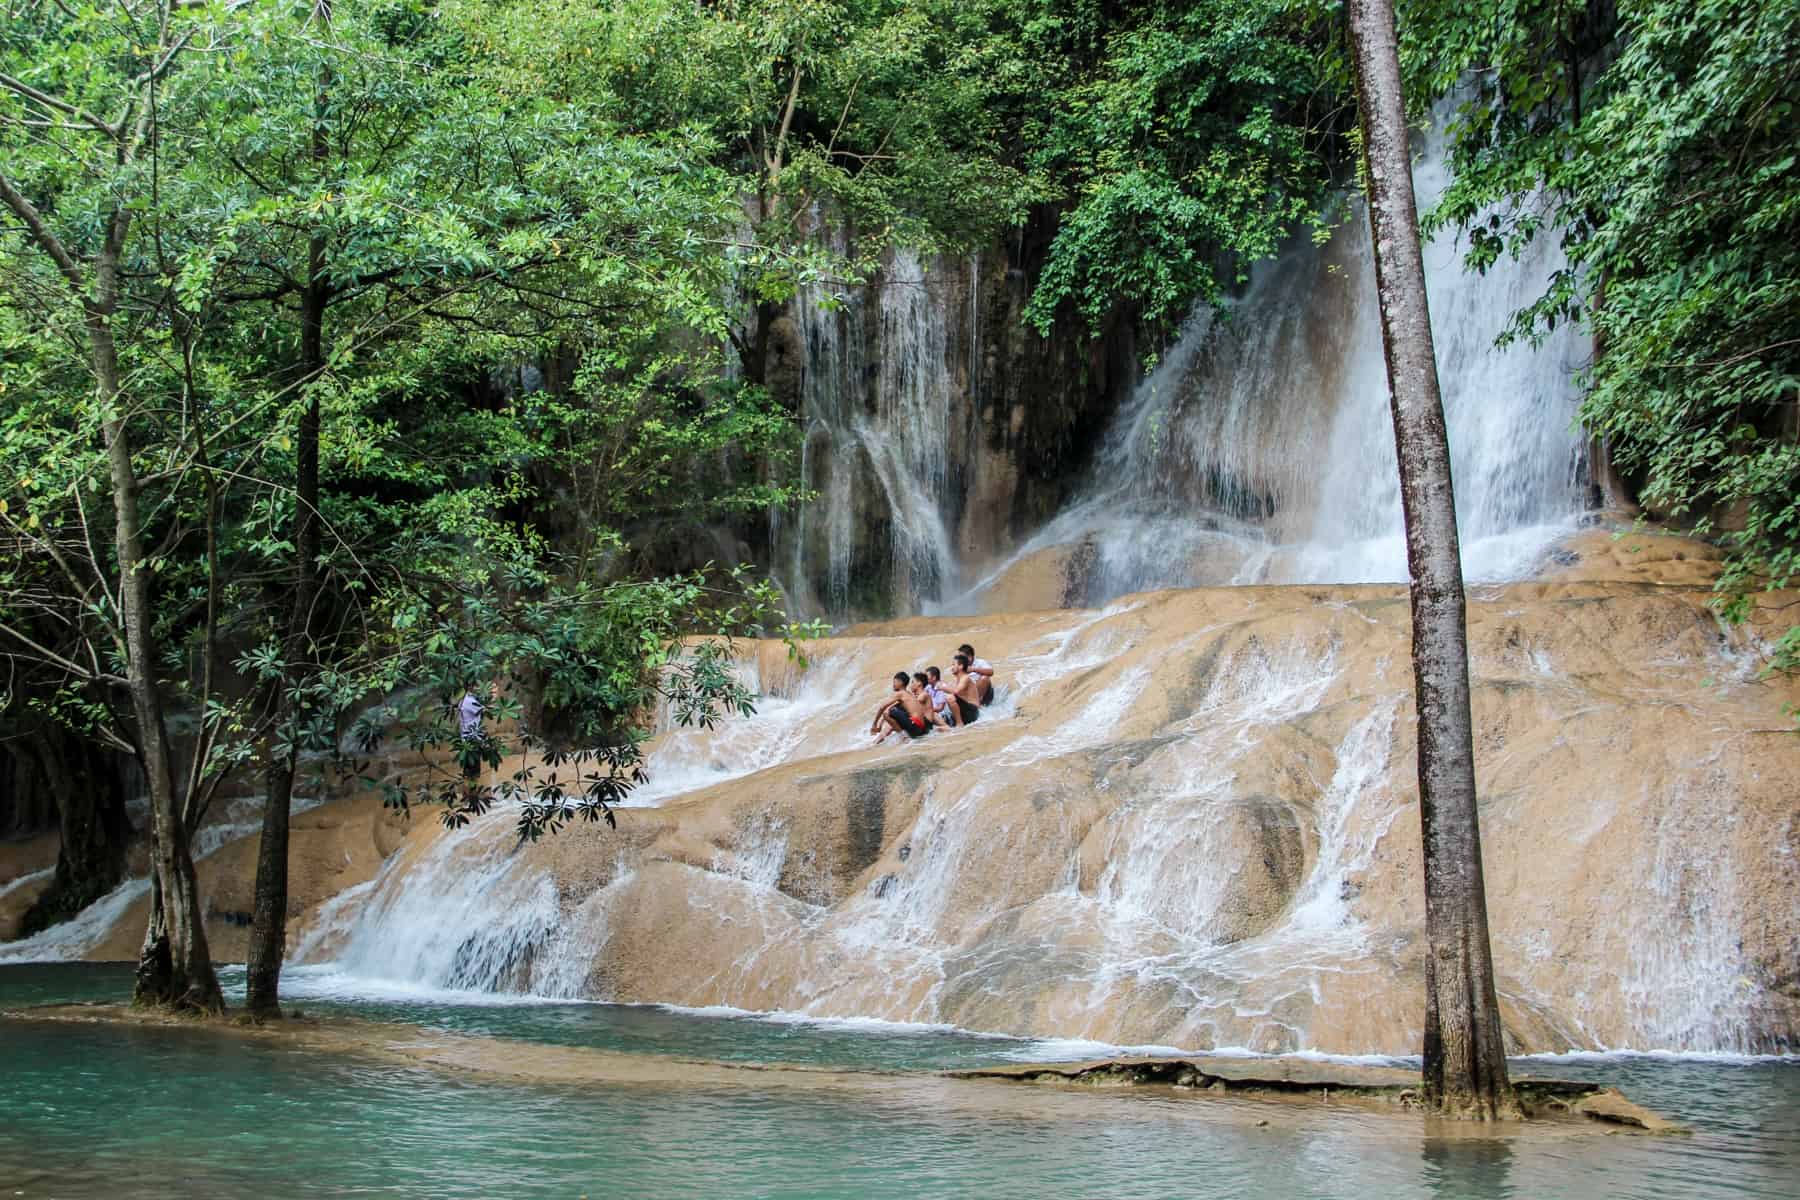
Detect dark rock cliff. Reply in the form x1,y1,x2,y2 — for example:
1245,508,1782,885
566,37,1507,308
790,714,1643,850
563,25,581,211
753,211,1140,622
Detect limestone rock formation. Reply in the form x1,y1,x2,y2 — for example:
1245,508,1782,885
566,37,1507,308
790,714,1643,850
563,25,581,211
294,576,1799,1056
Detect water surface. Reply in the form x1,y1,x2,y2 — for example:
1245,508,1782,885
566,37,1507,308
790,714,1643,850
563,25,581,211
3,963,1795,1199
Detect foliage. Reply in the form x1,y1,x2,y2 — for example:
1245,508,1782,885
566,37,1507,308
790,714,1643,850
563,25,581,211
1401,0,1800,689
0,0,822,842
455,0,1047,311
1006,0,1343,335
346,555,821,840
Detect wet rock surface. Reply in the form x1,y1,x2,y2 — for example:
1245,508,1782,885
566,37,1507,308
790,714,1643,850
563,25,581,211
10,562,1794,1059
957,1055,1683,1131
252,578,1800,1057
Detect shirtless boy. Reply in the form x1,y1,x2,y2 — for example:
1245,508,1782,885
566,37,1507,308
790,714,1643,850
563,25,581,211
957,643,995,706
870,671,934,744
946,654,984,726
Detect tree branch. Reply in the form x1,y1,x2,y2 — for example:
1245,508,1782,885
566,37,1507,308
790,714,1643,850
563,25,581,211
768,57,805,194
0,621,131,690
0,169,88,294
0,71,118,139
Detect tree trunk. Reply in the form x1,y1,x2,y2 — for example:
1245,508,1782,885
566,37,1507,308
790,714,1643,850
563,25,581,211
1584,271,1636,511
245,8,331,1017
245,743,296,1019
94,314,223,1015
244,345,318,1016
20,730,131,936
245,273,323,1022
1345,0,1517,1119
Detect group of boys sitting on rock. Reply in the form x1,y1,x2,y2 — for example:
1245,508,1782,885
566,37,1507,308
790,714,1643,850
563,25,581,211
869,644,996,744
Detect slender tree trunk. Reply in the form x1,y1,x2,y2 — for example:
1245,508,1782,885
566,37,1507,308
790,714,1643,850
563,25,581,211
245,745,297,1018
244,346,317,1015
182,363,227,834
1346,0,1517,1120
20,730,131,935
1584,271,1635,511
94,313,223,1014
246,5,331,1018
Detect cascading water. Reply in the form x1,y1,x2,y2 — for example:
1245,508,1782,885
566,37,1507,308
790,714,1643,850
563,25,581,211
290,582,1798,1055
942,111,1592,612
769,106,1589,622
301,609,1387,1036
774,249,963,618
0,789,328,965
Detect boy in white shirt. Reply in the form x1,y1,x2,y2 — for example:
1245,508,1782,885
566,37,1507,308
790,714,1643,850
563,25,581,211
924,666,961,728
456,683,488,780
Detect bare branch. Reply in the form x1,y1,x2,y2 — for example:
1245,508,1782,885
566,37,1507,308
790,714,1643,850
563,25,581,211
768,57,805,193
0,620,131,689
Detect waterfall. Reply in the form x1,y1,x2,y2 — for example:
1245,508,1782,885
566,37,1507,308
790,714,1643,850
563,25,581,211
1295,137,1592,585
293,584,1796,1054
220,116,1788,1059
944,112,1592,612
775,249,963,618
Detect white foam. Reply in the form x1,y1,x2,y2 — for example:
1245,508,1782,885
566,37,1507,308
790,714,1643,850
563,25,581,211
287,879,379,963
630,651,870,805
247,962,580,1008
0,866,52,901
997,1037,1196,1062
1517,1048,1800,1066
0,875,150,964
655,1002,1004,1039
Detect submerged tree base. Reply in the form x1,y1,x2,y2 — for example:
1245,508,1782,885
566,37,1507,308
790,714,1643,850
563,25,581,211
957,1056,1677,1131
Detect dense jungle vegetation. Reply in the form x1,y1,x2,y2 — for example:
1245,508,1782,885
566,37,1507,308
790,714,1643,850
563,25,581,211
1,1,1795,1011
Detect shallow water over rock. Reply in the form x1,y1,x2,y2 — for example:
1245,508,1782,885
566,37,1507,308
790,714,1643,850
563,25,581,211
289,573,1799,1057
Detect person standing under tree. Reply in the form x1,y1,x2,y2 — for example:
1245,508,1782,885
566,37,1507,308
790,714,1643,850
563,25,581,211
456,683,488,782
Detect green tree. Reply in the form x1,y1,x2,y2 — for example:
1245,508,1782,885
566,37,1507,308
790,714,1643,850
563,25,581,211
2,0,819,1016
1003,0,1342,336
0,0,225,1013
454,0,1046,385
1401,0,1800,692
186,0,818,1016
